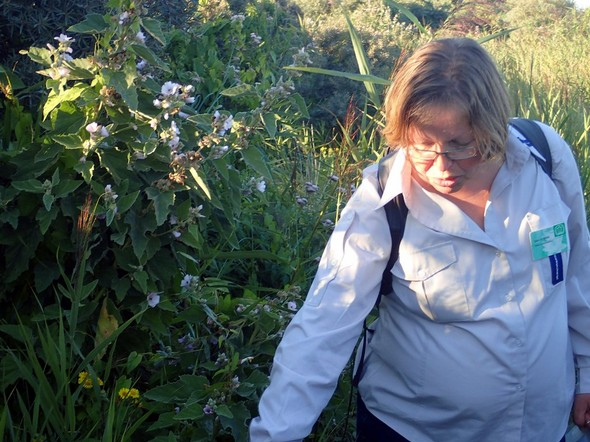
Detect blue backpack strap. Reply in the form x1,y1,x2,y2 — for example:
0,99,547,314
509,118,552,176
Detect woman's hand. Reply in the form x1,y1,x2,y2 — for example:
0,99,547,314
573,393,590,429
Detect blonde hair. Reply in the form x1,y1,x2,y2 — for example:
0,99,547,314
382,38,511,160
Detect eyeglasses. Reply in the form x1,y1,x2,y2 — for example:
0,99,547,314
408,146,478,162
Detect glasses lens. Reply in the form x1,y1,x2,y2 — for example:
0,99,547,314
446,147,477,160
410,147,476,161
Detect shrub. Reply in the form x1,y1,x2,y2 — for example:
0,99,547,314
0,0,342,439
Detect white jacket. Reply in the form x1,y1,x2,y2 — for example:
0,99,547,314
250,123,590,442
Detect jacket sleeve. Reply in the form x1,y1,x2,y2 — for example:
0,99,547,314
539,123,590,393
249,165,392,441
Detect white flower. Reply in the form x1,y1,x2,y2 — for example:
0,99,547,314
147,292,161,308
86,122,109,139
189,205,205,219
211,145,229,160
322,219,335,228
119,11,130,25
137,59,148,70
223,114,234,132
135,31,146,44
256,179,266,193
54,34,75,49
250,33,262,45
287,301,298,311
104,184,118,202
172,230,181,238
161,81,180,97
86,122,100,134
296,196,308,206
181,274,194,288
49,67,70,80
304,182,319,193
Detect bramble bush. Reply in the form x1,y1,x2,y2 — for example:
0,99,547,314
0,0,362,440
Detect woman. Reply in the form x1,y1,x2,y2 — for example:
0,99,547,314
249,38,590,441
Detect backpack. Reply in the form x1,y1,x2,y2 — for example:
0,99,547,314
351,118,552,388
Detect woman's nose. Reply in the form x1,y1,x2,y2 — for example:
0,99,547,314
432,151,454,171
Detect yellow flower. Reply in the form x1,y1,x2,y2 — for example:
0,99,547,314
77,371,104,389
118,387,140,400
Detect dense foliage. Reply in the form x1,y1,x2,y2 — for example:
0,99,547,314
1,0,589,441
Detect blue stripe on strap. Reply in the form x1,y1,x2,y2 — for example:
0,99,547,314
549,253,564,285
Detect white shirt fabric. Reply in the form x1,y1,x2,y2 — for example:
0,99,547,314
249,123,590,442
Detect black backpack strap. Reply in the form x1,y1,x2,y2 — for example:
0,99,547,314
352,151,407,389
509,118,552,176
377,151,408,298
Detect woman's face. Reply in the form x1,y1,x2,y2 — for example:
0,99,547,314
406,105,492,196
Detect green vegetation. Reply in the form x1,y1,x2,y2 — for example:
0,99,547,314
0,0,589,440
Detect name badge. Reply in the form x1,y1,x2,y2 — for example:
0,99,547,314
530,222,568,261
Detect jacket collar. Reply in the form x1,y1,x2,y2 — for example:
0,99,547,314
376,148,409,210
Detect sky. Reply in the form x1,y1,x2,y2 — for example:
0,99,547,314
575,0,590,8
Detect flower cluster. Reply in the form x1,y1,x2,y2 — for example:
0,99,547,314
103,184,118,212
153,81,196,121
78,371,104,389
259,77,295,109
118,387,141,406
180,274,201,291
86,122,109,140
43,33,76,80
243,177,266,196
290,46,314,68
169,206,205,238
212,111,234,135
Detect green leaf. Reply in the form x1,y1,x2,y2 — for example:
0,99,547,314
290,93,309,119
67,13,109,34
221,84,256,98
22,47,52,66
43,83,89,120
215,404,233,419
54,179,83,198
101,69,138,111
189,167,212,200
12,179,44,193
283,66,390,86
74,161,94,182
145,188,174,226
141,17,167,45
261,113,277,138
0,64,25,90
52,134,84,149
36,204,58,233
143,375,208,403
0,209,19,229
125,210,155,259
205,250,285,262
241,145,273,181
42,193,55,211
344,12,380,107
106,208,116,226
0,324,33,343
133,270,149,292
218,402,250,440
117,190,140,213
129,44,170,72
384,0,428,34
